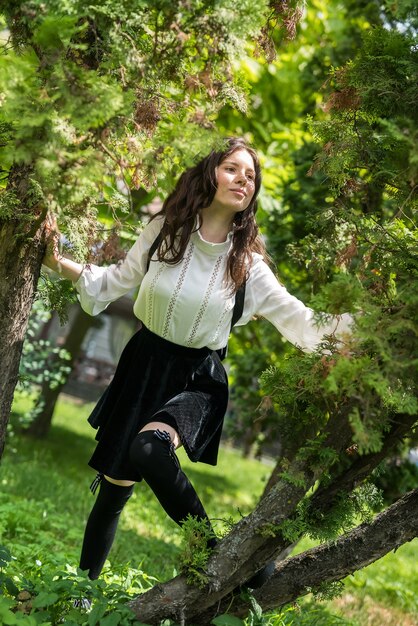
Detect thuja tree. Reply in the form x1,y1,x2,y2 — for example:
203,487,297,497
126,10,417,626
219,0,388,456
0,0,273,458
221,0,417,459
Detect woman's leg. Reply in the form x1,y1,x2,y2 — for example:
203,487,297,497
128,421,216,545
79,476,135,580
79,419,213,581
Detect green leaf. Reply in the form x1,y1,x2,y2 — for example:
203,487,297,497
32,591,59,608
88,601,107,625
99,612,123,626
32,16,80,50
0,545,12,568
3,575,20,597
0,597,17,626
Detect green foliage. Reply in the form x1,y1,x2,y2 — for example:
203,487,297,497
280,467,308,489
178,515,216,588
277,481,384,545
37,272,77,324
0,544,154,625
0,0,270,260
15,299,71,431
256,522,282,539
310,581,345,603
218,1,417,479
259,353,336,459
306,483,383,541
0,190,21,219
0,597,37,625
309,274,364,315
344,28,417,119
244,593,266,626
18,300,71,390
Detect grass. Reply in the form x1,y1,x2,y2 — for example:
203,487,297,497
1,392,417,626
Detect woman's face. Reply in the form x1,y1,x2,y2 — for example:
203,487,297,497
211,149,256,215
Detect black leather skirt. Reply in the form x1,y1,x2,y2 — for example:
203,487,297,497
86,324,229,481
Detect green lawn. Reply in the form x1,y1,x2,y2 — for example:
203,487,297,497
1,393,417,626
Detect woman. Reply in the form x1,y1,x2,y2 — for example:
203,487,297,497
43,137,351,586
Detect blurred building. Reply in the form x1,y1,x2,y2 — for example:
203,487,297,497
44,294,139,402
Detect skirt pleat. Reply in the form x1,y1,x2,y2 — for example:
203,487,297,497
86,324,229,481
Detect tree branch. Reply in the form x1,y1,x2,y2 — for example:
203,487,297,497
193,489,418,623
310,412,417,513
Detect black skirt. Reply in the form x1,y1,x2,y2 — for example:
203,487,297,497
87,324,229,481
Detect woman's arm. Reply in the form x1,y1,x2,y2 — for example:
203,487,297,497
42,214,164,316
43,250,84,283
243,257,353,352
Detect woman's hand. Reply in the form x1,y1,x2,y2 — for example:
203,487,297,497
42,214,84,282
43,213,62,270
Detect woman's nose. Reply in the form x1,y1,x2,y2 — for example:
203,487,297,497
235,170,247,184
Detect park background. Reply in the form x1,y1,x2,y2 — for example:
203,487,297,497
0,0,417,625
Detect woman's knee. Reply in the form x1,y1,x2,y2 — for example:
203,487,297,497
128,428,179,474
139,421,181,448
129,430,158,469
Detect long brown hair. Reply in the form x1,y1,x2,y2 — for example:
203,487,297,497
153,137,268,292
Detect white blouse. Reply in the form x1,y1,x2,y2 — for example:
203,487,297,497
74,215,352,352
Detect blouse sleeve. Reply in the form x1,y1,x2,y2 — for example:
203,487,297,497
242,255,353,352
73,216,164,316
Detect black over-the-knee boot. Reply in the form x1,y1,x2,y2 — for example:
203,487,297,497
79,477,134,579
128,429,216,546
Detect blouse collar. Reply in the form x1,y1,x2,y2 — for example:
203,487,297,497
191,217,233,256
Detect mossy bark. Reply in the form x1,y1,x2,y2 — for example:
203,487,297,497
0,165,46,458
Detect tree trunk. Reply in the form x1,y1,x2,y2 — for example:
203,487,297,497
0,166,47,460
25,307,99,438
